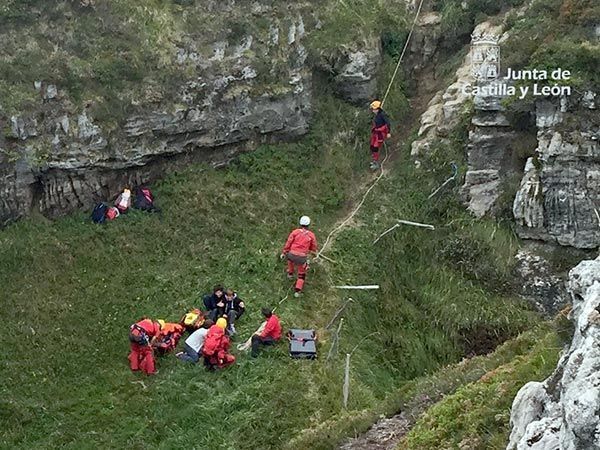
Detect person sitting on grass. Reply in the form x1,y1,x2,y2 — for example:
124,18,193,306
251,308,282,358
203,284,225,322
202,318,236,370
223,288,245,335
177,319,213,363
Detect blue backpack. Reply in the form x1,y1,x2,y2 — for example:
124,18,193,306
91,202,108,224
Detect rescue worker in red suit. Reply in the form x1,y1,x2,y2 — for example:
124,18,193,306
202,318,236,371
280,215,318,297
128,317,161,375
369,100,391,170
251,308,282,357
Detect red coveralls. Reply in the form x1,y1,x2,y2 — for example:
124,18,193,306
128,319,160,375
202,325,236,369
282,227,318,293
370,110,391,162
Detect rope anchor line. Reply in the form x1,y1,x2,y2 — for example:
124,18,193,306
428,162,459,200
373,219,435,244
317,0,427,261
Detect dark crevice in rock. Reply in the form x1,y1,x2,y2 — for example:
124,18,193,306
459,325,512,357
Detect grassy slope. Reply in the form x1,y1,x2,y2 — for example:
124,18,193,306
0,94,366,449
398,327,564,450
288,323,563,449
2,0,589,447
1,75,541,448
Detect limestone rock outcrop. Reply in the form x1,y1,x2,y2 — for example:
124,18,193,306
513,95,600,249
411,21,503,159
460,77,521,217
514,243,570,315
410,20,521,217
507,256,600,450
0,1,388,225
313,36,381,105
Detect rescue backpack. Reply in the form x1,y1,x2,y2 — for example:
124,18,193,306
106,206,120,220
134,186,157,212
91,202,108,224
114,189,131,213
180,308,205,332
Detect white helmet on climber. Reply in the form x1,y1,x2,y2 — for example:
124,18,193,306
299,215,311,226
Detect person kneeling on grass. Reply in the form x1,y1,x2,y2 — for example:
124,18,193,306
251,308,282,358
202,318,235,370
177,319,213,363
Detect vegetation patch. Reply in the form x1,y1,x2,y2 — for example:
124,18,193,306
0,64,540,448
502,0,599,88
398,327,564,449
1,0,591,448
288,324,561,449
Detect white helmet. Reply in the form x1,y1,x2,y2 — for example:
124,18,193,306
299,215,311,226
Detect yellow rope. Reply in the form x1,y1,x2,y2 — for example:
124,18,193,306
381,0,426,107
317,143,390,259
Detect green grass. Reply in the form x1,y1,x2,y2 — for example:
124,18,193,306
501,0,600,88
305,0,408,54
398,327,564,449
3,0,589,446
0,76,542,449
288,323,563,449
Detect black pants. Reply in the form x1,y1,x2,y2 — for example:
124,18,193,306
208,308,245,324
251,335,276,356
227,309,244,325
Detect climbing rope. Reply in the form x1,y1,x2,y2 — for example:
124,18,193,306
427,162,459,199
381,0,426,107
316,0,426,260
317,143,390,259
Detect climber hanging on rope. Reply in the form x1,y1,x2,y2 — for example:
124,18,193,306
369,100,391,170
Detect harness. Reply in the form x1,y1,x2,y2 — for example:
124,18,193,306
129,323,150,346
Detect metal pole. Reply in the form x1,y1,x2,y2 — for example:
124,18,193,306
326,318,344,362
334,285,380,290
343,353,351,409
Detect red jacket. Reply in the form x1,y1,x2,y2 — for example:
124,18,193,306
260,315,282,340
203,325,230,356
135,319,160,337
370,110,391,148
283,228,318,257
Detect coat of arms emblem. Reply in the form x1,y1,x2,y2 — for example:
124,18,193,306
471,32,500,81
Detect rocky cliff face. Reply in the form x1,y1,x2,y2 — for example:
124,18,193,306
412,15,599,249
0,75,312,222
0,1,384,225
513,94,600,249
408,12,467,159
410,20,523,219
507,256,600,450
